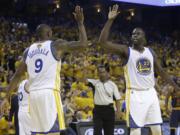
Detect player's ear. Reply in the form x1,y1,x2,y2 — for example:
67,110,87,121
48,30,52,38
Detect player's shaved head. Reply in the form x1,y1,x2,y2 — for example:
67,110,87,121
133,27,145,36
131,27,147,48
36,24,52,40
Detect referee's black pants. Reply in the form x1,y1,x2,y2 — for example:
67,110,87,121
93,104,115,135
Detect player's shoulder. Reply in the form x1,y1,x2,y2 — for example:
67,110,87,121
108,80,117,86
31,40,52,46
145,46,153,52
87,79,99,85
51,39,67,46
21,79,28,85
19,80,27,88
23,47,30,62
146,47,157,57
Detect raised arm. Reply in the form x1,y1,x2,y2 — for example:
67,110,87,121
98,4,128,58
151,49,179,91
5,49,28,97
0,50,27,114
52,5,88,56
73,6,87,48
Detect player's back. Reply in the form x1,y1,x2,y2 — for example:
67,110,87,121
25,40,61,92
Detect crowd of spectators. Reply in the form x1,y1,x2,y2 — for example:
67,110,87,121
0,16,179,134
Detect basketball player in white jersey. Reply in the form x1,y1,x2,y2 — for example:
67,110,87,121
1,5,87,134
98,4,180,135
18,79,31,135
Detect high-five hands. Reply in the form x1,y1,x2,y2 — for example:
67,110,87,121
108,4,120,20
73,5,84,24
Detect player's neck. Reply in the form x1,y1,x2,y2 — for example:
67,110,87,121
133,45,144,52
38,36,50,42
100,77,109,83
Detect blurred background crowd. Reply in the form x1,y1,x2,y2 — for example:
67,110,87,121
0,0,180,134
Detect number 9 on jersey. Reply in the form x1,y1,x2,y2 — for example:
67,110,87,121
35,59,43,73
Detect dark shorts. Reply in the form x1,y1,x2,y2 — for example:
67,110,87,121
170,109,180,128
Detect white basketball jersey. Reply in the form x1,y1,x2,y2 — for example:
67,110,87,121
124,47,155,90
25,40,61,92
18,80,29,111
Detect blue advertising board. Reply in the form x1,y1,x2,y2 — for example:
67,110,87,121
112,0,180,6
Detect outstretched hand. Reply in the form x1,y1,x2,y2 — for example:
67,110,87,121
115,110,122,120
108,4,120,20
73,5,84,24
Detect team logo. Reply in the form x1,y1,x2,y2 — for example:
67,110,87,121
85,128,94,135
136,58,151,75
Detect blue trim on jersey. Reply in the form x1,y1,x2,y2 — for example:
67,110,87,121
23,47,29,63
145,123,162,126
50,42,59,61
49,115,60,131
31,115,66,134
129,114,140,128
129,113,162,128
23,80,29,94
148,48,154,57
122,47,130,66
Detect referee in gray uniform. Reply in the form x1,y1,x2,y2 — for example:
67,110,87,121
87,65,121,135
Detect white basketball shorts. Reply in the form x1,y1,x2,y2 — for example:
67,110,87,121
18,109,31,135
125,87,162,128
29,89,66,134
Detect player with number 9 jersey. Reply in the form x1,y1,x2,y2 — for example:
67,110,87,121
25,40,65,134
25,40,61,92
1,5,88,134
